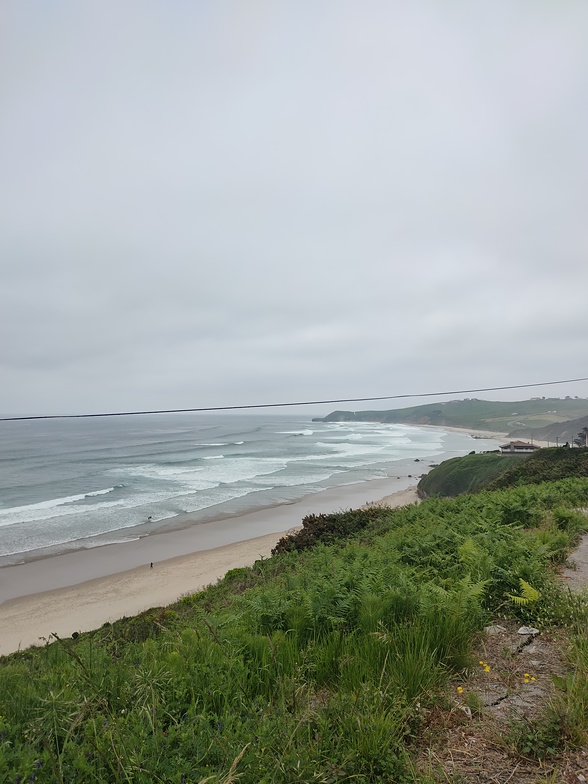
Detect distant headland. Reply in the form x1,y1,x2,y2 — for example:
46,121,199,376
313,397,588,444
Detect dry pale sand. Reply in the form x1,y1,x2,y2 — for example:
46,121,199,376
422,424,509,440
0,485,419,656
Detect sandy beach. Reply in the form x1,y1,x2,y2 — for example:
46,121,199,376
0,481,419,656
423,424,552,450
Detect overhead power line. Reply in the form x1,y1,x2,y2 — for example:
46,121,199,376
2,376,588,423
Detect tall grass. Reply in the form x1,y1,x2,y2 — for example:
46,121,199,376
0,478,587,781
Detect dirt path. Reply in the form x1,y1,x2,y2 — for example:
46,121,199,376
562,533,588,591
416,533,588,783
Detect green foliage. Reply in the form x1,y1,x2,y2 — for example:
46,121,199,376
506,578,541,606
271,505,385,554
1,478,588,780
418,453,526,498
508,715,562,759
488,446,588,490
419,446,588,500
550,634,588,746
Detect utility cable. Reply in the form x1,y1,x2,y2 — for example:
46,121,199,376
2,376,588,422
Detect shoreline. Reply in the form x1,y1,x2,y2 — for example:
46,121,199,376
0,425,505,655
0,455,432,570
1,426,502,572
0,484,419,656
0,474,423,603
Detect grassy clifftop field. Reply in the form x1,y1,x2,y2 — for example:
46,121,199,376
1,452,588,781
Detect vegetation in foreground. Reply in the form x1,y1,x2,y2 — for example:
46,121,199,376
1,477,588,782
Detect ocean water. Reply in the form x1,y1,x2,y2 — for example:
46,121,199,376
0,413,497,565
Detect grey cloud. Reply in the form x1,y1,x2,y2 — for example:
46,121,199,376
2,1,588,415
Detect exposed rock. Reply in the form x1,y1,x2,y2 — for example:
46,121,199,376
484,624,507,635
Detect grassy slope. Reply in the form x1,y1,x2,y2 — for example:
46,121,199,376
508,414,588,445
487,446,588,489
417,452,527,498
1,477,588,782
417,447,588,499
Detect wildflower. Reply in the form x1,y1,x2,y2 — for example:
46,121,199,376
457,686,463,693
531,677,536,682
524,673,530,678
524,678,530,684
484,665,490,673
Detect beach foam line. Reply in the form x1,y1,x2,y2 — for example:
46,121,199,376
0,486,119,518
0,484,419,656
0,476,421,600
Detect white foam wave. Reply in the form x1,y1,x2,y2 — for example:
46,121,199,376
311,441,385,457
198,443,229,447
116,457,288,492
0,497,129,529
119,464,202,480
0,486,118,520
249,470,338,488
0,416,472,561
86,487,119,498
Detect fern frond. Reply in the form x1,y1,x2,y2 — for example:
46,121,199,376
506,593,530,606
519,578,540,603
506,578,541,606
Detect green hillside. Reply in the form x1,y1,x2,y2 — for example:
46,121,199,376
417,446,588,499
487,446,588,490
508,415,588,445
2,477,588,781
314,397,588,437
417,452,526,498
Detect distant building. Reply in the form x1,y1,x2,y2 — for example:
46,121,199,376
499,441,541,454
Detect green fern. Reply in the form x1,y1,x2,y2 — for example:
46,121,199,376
506,578,541,606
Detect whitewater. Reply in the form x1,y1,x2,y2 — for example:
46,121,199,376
0,413,499,565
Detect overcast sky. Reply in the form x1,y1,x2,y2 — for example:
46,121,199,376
2,1,588,418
